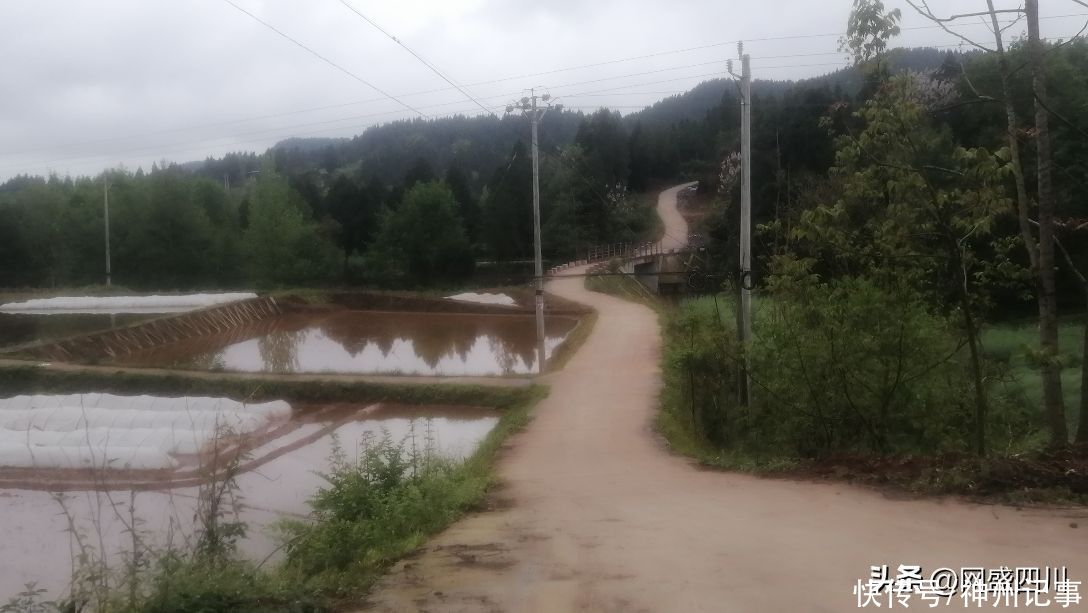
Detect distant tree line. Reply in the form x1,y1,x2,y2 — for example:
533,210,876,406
0,108,656,289
6,44,1082,296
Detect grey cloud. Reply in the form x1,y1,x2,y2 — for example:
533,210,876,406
0,0,1083,179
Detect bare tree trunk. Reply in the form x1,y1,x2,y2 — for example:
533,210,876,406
1053,233,1088,446
946,234,990,456
962,302,989,456
986,1,1038,272
937,211,991,456
1026,0,1069,448
1078,293,1088,446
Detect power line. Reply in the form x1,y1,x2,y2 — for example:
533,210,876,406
219,0,426,117
14,35,1088,177
10,59,863,174
446,12,1088,88
0,97,506,173
10,106,496,178
0,63,743,171
1,58,730,159
7,13,1084,158
4,12,1085,173
335,0,498,119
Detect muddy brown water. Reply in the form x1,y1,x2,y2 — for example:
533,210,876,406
0,398,498,601
0,312,154,348
111,310,580,376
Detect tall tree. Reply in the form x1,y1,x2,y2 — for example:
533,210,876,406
799,77,1013,455
575,109,630,188
1026,0,1069,447
403,157,436,189
243,166,337,286
904,0,1071,449
371,182,474,285
445,166,480,245
482,142,533,261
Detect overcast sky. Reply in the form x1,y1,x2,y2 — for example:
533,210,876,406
0,0,1084,180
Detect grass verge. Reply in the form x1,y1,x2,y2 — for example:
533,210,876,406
0,363,534,409
585,269,664,313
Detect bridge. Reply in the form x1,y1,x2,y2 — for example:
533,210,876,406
549,241,706,295
547,180,707,295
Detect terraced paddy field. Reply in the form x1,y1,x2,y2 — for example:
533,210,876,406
0,392,498,600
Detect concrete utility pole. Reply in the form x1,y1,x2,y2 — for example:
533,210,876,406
508,88,559,374
103,178,112,287
730,48,753,406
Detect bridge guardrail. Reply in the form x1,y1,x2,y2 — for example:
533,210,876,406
547,240,685,276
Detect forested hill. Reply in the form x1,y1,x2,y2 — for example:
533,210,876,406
628,46,970,127
190,46,965,190
268,113,584,188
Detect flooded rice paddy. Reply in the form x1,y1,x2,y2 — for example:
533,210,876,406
0,312,154,348
0,393,498,600
112,310,580,376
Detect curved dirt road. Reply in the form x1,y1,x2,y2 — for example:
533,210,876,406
656,182,693,251
366,185,1087,612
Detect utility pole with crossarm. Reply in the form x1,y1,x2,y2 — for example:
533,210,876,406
508,89,561,374
728,45,753,406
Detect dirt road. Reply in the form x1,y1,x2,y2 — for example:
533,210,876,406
365,185,1087,612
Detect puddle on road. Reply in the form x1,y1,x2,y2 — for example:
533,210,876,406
0,395,499,600
0,312,155,348
112,310,579,376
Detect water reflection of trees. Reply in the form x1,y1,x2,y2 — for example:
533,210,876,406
185,349,228,371
258,328,303,373
114,315,307,370
319,312,577,373
112,311,578,375
0,314,34,347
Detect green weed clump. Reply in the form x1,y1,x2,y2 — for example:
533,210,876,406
134,557,320,613
279,435,486,595
664,278,1038,460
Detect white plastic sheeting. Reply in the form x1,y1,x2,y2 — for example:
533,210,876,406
0,394,291,470
445,292,517,307
0,293,258,314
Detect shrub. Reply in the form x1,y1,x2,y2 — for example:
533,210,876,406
136,555,321,613
281,434,478,594
664,275,1037,459
752,276,975,456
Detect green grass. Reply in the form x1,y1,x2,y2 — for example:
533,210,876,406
0,364,536,409
585,271,665,312
982,321,1083,436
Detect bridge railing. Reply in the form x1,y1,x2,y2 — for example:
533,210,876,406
547,240,675,275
